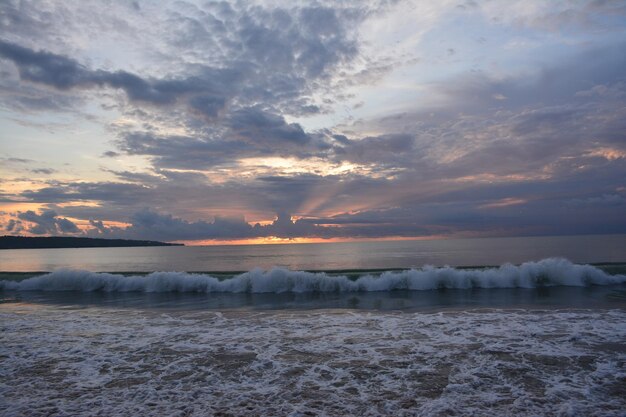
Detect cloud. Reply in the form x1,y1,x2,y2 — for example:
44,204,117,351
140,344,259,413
228,107,311,146
115,108,336,168
1,157,33,163
18,181,157,207
345,42,626,180
334,133,416,166
0,2,394,167
5,219,23,233
0,10,382,167
568,194,626,207
2,2,626,241
473,0,626,33
56,217,80,233
0,39,234,109
16,209,80,235
0,1,379,118
30,168,56,175
10,146,626,240
0,40,90,89
84,208,328,241
0,75,82,113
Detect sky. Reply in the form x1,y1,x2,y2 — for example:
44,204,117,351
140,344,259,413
1,0,625,244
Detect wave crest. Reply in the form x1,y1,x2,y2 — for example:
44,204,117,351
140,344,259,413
1,258,624,293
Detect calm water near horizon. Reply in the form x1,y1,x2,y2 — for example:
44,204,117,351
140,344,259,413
1,234,625,272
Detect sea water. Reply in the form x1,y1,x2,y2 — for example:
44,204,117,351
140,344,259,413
1,235,625,416
1,234,625,272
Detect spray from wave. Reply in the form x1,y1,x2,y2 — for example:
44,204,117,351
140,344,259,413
1,258,624,293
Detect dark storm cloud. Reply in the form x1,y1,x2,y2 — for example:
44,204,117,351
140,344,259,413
114,124,425,170
115,108,336,169
0,39,235,109
82,208,330,241
322,149,625,237
76,206,459,240
0,1,377,117
20,182,153,205
2,1,625,241
16,209,79,235
0,30,362,166
0,2,394,170
56,216,80,233
14,172,330,222
104,170,164,185
89,194,625,241
334,133,416,166
188,95,226,119
9,147,626,239
348,42,626,181
302,174,626,238
255,174,333,217
0,40,88,89
228,107,311,146
5,219,23,233
116,131,248,169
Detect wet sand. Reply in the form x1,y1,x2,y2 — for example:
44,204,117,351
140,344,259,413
1,303,625,416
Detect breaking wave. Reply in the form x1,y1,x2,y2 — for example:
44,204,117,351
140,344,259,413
1,258,624,293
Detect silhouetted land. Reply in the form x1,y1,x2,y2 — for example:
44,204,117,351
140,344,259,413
0,236,183,249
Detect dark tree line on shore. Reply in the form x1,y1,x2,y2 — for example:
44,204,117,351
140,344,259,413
0,236,183,249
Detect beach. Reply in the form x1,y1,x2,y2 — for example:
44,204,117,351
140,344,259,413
2,303,625,416
1,238,626,416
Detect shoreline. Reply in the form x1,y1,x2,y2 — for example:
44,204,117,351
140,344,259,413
2,306,625,416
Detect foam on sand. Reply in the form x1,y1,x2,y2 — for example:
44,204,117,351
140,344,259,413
1,306,625,416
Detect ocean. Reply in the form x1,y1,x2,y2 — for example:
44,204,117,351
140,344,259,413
1,235,626,416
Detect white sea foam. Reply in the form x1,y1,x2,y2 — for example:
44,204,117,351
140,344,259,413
1,306,625,416
1,258,624,293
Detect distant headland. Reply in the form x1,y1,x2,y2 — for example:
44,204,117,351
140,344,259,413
0,236,184,250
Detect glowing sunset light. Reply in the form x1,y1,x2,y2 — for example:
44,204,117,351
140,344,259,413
176,235,445,247
1,0,624,242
